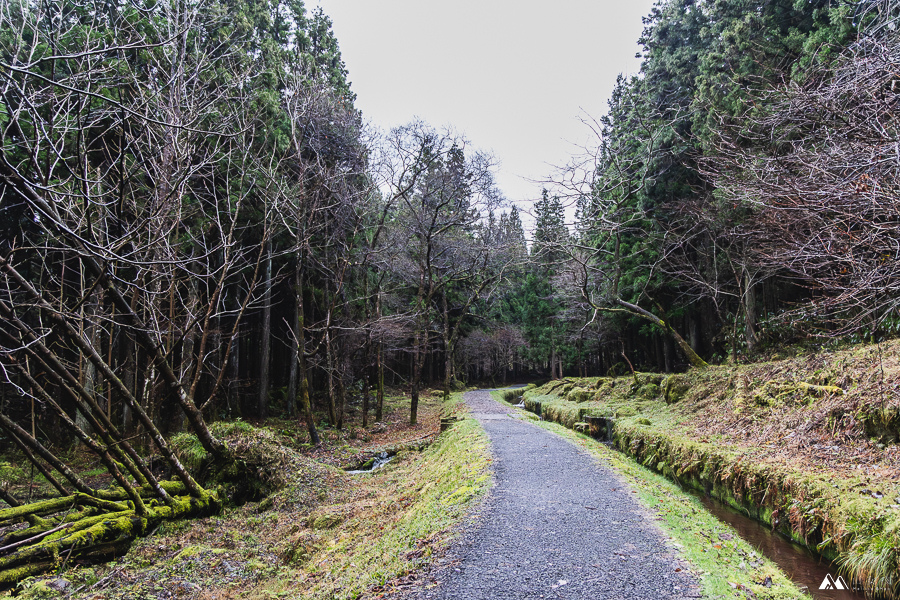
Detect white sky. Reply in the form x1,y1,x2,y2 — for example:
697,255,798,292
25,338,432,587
310,0,656,225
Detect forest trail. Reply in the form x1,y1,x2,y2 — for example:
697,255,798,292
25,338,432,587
407,390,700,599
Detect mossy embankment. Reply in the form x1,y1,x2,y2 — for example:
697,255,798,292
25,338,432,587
494,390,807,600
504,342,900,598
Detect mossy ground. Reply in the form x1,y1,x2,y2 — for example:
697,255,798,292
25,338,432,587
3,390,490,600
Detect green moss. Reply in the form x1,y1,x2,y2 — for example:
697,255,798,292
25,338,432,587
541,401,597,429
566,388,593,403
281,395,491,600
281,532,322,565
523,396,543,415
307,509,345,530
169,432,209,473
638,383,661,399
661,375,691,404
173,546,208,561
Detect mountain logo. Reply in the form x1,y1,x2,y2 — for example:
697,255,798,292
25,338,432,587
820,574,848,590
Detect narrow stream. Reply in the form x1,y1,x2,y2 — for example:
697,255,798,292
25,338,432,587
345,452,393,475
696,494,866,599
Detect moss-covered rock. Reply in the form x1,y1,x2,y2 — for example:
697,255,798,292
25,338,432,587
593,377,613,390
307,508,345,530
638,383,661,399
661,375,691,404
280,531,322,565
566,388,593,403
615,406,637,418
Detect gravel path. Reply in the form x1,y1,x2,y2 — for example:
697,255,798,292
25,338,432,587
406,389,699,600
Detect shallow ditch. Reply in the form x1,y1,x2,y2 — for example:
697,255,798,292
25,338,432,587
696,493,865,600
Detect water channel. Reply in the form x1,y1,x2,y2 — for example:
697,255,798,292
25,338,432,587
696,494,866,600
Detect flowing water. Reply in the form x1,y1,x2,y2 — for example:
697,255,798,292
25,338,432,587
345,452,393,474
696,494,866,599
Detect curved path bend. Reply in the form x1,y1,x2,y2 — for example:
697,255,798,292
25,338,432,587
408,389,700,600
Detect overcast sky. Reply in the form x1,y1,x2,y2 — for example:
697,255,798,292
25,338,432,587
309,0,657,223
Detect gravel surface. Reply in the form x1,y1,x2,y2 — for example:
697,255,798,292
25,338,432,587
403,389,700,600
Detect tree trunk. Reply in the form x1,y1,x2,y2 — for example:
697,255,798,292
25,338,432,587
410,335,423,426
612,298,709,369
551,346,558,379
287,325,298,419
362,345,370,429
258,239,272,420
336,364,347,430
375,290,385,422
442,292,452,401
294,264,319,444
689,315,700,354
325,308,338,427
744,271,759,352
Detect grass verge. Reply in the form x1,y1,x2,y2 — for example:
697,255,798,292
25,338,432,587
491,389,810,600
255,398,491,600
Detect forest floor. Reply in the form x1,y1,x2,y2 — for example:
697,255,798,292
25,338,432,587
6,342,900,599
1,389,493,600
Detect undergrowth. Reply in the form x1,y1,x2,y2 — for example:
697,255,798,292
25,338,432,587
8,393,490,600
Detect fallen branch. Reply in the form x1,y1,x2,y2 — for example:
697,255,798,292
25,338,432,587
797,382,844,396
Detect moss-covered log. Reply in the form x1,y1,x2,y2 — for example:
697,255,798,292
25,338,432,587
0,491,219,587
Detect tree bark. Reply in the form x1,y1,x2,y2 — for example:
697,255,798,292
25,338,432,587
376,290,385,423
294,265,319,444
613,298,708,369
258,239,273,420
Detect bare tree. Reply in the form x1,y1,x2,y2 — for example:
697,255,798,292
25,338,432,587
0,0,281,581
702,32,900,337
549,80,708,369
378,122,501,424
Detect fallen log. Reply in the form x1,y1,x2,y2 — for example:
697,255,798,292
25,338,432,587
0,490,220,587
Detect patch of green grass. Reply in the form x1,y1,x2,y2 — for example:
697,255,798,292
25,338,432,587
77,468,106,478
255,392,491,600
491,390,810,600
